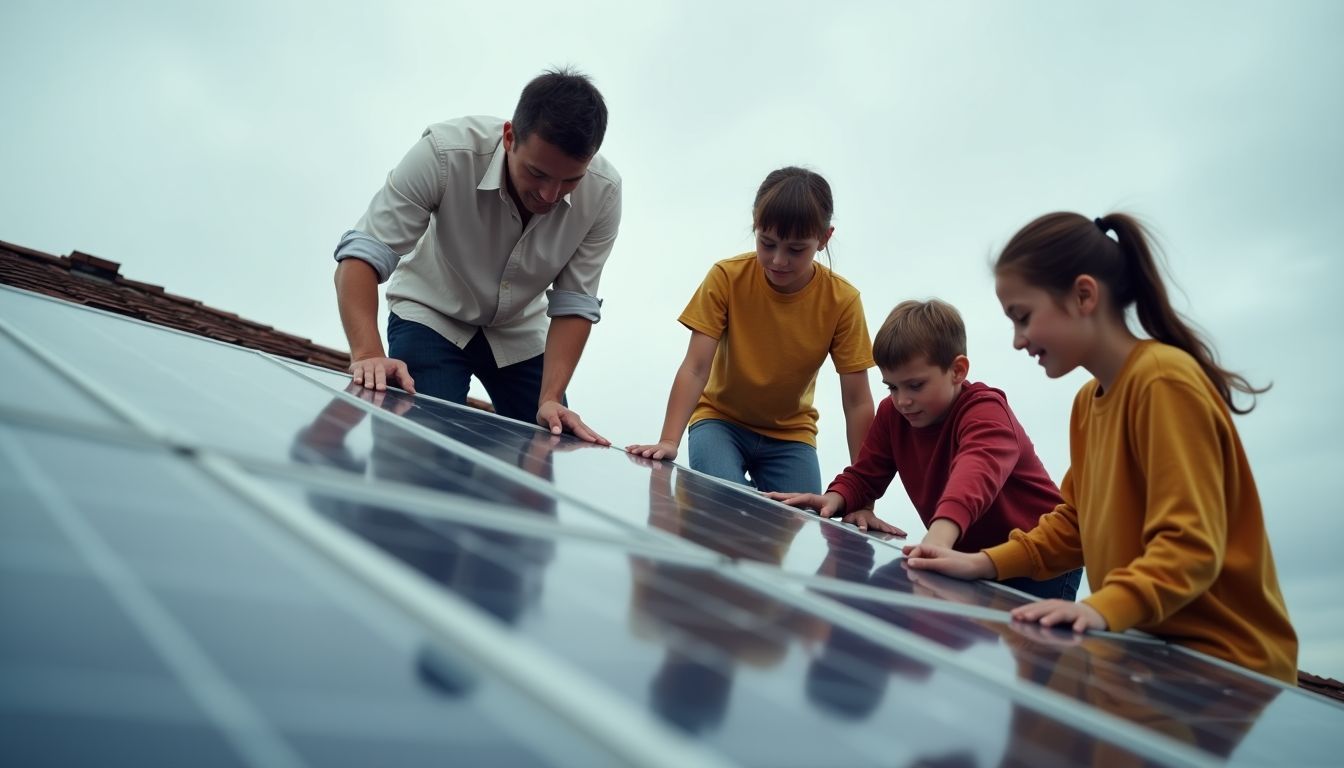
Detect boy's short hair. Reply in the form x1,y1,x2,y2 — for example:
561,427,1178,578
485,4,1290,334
873,299,967,370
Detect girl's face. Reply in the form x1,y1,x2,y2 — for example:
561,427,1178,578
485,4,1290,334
995,271,1088,378
755,228,823,294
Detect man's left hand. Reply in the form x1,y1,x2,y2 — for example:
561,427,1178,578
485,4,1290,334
537,400,609,445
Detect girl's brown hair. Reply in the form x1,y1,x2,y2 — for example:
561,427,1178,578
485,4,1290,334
753,167,833,243
995,211,1267,413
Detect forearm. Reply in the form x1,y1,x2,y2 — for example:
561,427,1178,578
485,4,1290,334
838,371,875,463
921,518,962,548
843,400,875,463
539,316,593,405
334,260,386,360
657,362,711,445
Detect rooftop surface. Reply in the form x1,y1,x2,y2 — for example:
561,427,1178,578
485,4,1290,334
3,238,1344,767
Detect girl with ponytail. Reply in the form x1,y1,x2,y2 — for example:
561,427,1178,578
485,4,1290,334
904,211,1298,683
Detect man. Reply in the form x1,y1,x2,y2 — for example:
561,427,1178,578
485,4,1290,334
333,68,620,443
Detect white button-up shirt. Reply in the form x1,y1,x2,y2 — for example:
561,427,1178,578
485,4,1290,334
335,116,622,367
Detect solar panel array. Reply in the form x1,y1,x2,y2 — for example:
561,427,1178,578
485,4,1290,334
4,283,1342,767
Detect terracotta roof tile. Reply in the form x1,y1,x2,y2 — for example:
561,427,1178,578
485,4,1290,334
1,238,492,411
1299,671,1344,704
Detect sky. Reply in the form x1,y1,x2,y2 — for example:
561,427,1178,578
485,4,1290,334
3,0,1342,679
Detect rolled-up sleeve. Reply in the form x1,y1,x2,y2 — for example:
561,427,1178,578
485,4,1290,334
333,229,399,283
548,180,621,321
545,289,603,322
333,131,446,283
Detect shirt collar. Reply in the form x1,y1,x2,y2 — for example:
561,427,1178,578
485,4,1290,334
476,135,575,209
477,137,507,192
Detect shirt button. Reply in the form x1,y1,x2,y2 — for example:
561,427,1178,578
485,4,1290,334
501,281,510,289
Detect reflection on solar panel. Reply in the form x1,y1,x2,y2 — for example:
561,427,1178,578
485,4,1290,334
4,283,1343,767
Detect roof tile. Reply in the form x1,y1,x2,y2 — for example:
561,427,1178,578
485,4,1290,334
0,237,489,410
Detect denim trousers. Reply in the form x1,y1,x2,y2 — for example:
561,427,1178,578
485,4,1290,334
387,313,557,424
687,419,821,494
1000,568,1084,601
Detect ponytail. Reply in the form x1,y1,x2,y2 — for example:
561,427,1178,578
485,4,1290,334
997,212,1268,414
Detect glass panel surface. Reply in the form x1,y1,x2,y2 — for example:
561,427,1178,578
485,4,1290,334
0,289,619,533
0,425,620,768
278,359,354,389
806,582,1344,766
263,475,1164,768
333,390,1033,608
0,326,123,428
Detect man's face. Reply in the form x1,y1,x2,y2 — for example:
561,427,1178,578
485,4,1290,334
502,121,591,216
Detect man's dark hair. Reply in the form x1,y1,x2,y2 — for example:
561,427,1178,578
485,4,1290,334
511,67,608,160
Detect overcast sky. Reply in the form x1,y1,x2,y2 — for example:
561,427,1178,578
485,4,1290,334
3,0,1342,679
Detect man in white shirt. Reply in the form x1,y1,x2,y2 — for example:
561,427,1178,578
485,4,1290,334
333,68,621,443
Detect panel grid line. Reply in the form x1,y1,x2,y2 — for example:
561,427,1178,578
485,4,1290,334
0,433,308,768
725,565,1220,768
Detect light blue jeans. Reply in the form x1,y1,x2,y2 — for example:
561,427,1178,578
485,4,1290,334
687,419,821,494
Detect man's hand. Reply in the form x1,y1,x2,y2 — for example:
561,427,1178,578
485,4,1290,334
349,356,416,394
901,544,997,581
537,400,610,445
839,508,906,536
625,439,678,460
1009,600,1107,634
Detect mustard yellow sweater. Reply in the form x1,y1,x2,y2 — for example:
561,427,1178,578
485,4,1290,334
985,341,1298,683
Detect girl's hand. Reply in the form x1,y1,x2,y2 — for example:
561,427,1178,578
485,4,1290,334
1010,600,1107,634
624,440,678,461
765,491,843,518
902,545,996,581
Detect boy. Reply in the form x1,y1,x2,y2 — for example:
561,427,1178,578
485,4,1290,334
771,299,1081,600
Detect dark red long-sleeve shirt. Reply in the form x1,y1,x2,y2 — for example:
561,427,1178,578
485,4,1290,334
827,381,1062,553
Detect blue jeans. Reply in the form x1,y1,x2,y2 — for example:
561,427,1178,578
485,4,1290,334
387,313,559,424
687,419,821,494
1000,569,1083,601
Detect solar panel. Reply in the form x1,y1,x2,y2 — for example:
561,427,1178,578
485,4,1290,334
6,283,1344,768
298,381,1029,607
0,330,125,429
0,424,625,768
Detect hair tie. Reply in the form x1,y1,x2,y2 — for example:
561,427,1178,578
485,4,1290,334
1094,217,1109,234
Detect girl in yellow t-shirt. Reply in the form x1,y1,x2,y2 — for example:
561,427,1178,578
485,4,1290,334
626,167,876,495
904,211,1297,683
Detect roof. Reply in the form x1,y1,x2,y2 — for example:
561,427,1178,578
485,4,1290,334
1300,671,1344,704
0,238,351,370
4,236,1344,766
0,237,493,411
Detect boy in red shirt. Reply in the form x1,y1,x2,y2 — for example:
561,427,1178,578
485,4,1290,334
772,299,1081,600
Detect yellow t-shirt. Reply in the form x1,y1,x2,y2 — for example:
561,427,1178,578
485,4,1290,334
984,341,1298,683
678,253,874,446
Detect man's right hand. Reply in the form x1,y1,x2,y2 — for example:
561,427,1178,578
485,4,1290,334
349,356,416,394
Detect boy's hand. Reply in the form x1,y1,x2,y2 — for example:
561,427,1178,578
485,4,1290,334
902,545,996,581
765,491,844,518
625,439,678,460
840,508,906,536
1009,600,1107,634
